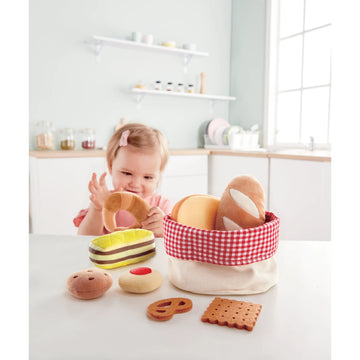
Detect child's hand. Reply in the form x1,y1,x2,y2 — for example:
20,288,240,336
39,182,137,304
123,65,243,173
88,172,111,210
141,207,165,238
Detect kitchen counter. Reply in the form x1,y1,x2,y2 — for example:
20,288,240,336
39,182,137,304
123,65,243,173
29,234,330,360
29,147,331,161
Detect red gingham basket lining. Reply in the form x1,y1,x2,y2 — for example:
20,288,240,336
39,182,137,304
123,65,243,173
163,212,280,266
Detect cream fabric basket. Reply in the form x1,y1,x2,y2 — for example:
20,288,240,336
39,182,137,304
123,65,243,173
163,212,280,295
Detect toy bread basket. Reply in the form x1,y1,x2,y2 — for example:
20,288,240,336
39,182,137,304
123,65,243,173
163,212,280,295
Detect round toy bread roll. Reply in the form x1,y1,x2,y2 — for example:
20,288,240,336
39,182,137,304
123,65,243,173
171,194,220,230
66,268,113,300
215,175,265,230
103,191,151,232
118,267,163,293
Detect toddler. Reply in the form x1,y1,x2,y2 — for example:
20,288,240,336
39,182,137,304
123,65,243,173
73,123,171,237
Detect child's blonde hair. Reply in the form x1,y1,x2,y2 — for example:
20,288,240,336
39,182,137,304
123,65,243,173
106,123,169,172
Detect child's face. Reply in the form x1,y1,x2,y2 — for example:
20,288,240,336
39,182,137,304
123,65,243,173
110,145,161,199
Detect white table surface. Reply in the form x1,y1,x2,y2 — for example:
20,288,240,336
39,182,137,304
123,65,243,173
29,235,330,360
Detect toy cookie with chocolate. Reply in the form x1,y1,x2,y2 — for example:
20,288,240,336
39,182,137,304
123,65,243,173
171,194,220,230
103,191,151,232
215,175,265,230
66,268,113,300
118,266,163,293
89,229,155,269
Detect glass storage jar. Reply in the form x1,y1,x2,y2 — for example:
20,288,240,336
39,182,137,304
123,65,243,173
35,121,54,150
177,83,184,93
59,128,75,150
154,80,162,90
80,128,96,149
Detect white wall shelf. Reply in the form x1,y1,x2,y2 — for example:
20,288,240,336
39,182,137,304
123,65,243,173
90,35,209,71
132,88,236,107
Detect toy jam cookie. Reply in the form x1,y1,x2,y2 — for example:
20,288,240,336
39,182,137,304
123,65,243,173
215,175,265,230
89,229,155,269
201,297,262,331
118,266,163,293
147,298,193,321
66,268,113,300
103,191,151,232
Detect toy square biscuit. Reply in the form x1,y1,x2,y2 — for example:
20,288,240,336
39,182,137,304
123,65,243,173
201,297,262,331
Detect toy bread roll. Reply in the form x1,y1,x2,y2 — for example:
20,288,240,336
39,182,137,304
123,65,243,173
66,268,113,300
103,191,151,232
89,229,155,269
171,194,220,230
215,175,265,230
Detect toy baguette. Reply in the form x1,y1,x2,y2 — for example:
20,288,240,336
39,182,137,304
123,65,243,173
215,175,265,230
89,229,155,269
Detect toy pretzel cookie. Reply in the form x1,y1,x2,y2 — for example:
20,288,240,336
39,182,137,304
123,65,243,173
147,298,193,321
103,192,151,232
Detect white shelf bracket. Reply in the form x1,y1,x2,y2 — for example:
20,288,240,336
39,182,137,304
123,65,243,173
95,42,104,63
183,54,193,73
209,100,216,114
134,93,145,111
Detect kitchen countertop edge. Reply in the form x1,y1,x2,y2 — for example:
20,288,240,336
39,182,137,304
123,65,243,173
29,148,331,161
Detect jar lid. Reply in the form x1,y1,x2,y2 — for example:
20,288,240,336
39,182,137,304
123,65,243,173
178,83,183,85
167,82,173,84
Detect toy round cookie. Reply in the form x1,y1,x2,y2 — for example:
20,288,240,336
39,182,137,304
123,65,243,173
103,191,151,232
66,268,113,300
118,266,163,293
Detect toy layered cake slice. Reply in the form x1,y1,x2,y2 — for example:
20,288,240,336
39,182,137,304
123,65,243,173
89,229,155,269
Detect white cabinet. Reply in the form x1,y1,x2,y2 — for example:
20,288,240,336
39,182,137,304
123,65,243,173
29,156,109,235
29,154,208,235
208,155,269,208
159,155,208,206
269,158,331,241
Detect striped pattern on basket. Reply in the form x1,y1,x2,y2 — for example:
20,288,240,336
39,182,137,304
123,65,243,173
163,212,280,266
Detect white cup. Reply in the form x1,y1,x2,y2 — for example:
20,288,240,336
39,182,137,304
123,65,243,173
142,34,154,45
183,43,197,51
229,133,244,150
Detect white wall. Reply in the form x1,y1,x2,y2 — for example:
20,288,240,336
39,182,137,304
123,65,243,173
29,0,232,149
229,0,266,141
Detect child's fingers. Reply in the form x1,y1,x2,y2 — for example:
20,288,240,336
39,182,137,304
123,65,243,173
141,222,163,238
88,182,97,195
99,172,107,187
142,213,163,227
147,207,164,217
88,173,96,192
91,172,101,190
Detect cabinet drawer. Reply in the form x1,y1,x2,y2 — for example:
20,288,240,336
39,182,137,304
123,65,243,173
159,175,208,207
163,155,208,177
208,155,269,207
269,158,331,241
